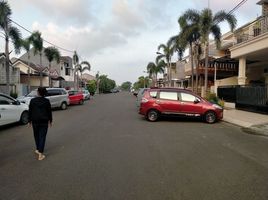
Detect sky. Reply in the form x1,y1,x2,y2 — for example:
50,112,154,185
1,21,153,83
3,0,262,85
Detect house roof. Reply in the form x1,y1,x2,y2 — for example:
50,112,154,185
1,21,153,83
14,59,48,72
13,59,61,77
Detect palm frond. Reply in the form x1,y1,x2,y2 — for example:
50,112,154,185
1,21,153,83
44,46,61,63
157,44,166,51
0,1,12,28
213,11,237,31
156,54,165,64
9,26,21,54
29,31,43,55
21,38,31,52
211,25,222,49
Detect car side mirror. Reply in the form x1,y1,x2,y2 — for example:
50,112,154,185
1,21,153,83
13,100,21,105
194,99,200,104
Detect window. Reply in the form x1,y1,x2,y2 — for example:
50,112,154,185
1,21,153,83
149,91,157,98
26,90,38,97
0,95,13,105
180,92,197,102
65,68,70,76
47,89,61,96
159,91,178,100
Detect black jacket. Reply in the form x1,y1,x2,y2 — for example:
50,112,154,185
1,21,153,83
29,97,52,124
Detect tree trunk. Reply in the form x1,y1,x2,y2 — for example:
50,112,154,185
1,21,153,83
169,59,172,87
27,53,31,93
190,43,194,91
155,73,158,87
49,62,51,87
204,40,209,97
39,53,43,87
195,58,200,94
194,45,199,94
5,33,10,95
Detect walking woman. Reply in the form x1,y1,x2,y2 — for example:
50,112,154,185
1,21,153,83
28,87,52,160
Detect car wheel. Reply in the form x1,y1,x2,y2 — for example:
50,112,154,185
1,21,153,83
204,111,217,124
20,111,29,125
60,102,67,110
147,109,159,122
79,99,84,105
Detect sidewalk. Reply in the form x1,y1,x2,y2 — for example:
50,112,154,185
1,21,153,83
223,105,268,137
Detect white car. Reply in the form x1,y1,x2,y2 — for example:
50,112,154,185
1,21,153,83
0,93,29,126
82,89,90,100
17,88,70,110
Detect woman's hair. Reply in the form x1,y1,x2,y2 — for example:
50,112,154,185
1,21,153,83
37,87,47,97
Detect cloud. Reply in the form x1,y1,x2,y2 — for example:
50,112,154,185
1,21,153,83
31,22,127,58
24,0,93,25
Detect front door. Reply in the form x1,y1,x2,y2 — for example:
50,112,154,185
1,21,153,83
178,92,203,116
0,95,20,125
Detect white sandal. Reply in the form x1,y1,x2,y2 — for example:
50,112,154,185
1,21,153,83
38,154,46,161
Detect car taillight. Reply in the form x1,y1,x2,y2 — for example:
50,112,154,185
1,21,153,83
141,97,148,103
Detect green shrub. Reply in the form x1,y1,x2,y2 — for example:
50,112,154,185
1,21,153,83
10,91,18,99
206,92,224,108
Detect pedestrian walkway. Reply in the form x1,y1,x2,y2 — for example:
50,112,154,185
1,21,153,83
223,107,268,136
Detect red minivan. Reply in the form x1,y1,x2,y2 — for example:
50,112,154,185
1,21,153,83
139,88,223,123
68,90,84,105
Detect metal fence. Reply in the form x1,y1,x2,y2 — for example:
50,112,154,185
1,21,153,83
218,85,268,114
218,85,237,103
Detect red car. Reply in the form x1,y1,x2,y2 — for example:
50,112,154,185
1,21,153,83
139,88,223,123
68,90,84,105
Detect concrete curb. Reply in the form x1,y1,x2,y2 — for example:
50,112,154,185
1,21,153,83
241,124,268,137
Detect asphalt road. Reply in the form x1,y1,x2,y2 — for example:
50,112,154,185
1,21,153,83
0,92,268,200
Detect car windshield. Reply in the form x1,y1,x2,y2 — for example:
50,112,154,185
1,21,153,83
26,90,38,97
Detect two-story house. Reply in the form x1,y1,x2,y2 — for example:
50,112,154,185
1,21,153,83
19,48,75,89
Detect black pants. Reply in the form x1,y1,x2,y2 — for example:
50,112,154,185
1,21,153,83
32,123,48,153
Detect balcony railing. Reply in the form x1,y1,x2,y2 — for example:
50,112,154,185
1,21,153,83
235,15,268,44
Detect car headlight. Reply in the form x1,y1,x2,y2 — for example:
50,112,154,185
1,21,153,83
212,104,223,110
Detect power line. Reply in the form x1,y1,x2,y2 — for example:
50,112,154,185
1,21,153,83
10,19,74,53
228,0,248,14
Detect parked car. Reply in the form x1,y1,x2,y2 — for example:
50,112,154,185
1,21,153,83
110,88,120,93
68,90,84,105
17,88,70,110
0,93,29,126
139,88,223,123
82,89,90,100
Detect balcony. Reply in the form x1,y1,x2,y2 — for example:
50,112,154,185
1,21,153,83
230,15,268,59
235,15,268,44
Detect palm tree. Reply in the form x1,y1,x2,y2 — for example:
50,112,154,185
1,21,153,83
29,31,43,86
20,37,31,93
73,51,79,89
0,0,22,94
178,9,200,91
147,60,165,87
156,42,173,87
44,46,61,87
169,34,186,61
75,61,91,89
199,8,236,94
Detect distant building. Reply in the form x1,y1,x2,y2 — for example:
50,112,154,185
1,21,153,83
0,53,20,93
